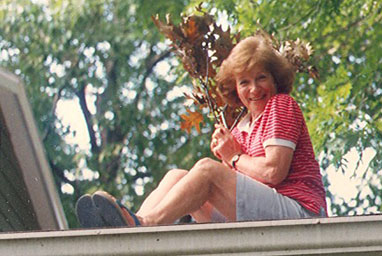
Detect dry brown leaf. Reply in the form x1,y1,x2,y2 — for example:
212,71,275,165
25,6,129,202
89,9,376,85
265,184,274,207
153,6,318,134
180,109,204,134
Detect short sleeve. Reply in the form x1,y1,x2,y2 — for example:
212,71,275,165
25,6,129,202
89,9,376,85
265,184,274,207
261,94,303,150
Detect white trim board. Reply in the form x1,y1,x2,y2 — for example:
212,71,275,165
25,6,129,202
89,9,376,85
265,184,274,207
0,68,67,230
1,215,382,255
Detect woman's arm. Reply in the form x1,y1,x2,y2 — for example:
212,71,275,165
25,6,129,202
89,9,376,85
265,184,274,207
211,125,293,186
231,146,293,186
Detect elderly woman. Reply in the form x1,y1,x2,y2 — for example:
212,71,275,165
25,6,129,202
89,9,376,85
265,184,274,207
76,35,327,228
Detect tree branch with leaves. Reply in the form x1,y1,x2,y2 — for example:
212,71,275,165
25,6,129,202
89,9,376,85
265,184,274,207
153,4,318,134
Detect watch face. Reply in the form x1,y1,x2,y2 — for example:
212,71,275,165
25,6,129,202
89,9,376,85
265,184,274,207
232,154,241,168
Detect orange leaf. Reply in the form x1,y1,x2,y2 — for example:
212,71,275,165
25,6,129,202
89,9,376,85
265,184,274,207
180,110,204,134
183,17,198,41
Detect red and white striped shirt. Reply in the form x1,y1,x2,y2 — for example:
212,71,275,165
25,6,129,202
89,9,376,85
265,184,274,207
231,94,327,215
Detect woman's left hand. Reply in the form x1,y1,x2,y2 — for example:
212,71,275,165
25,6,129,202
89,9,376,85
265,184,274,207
210,124,242,166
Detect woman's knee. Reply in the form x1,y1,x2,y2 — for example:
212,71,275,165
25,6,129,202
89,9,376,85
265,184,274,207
156,169,188,189
162,169,188,182
191,158,220,177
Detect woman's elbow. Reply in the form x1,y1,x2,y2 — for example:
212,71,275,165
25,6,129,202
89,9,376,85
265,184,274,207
265,166,288,186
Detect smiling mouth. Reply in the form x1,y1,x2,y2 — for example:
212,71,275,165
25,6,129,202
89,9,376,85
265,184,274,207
249,95,266,101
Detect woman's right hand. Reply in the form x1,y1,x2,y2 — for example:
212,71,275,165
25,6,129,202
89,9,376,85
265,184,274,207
210,132,222,160
210,124,242,166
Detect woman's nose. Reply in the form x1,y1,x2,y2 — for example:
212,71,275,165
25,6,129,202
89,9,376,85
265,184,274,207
249,82,259,92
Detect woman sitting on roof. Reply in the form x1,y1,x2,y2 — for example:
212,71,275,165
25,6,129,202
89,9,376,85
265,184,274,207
75,34,327,228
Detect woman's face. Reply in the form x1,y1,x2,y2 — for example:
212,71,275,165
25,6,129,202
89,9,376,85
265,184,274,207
235,65,277,117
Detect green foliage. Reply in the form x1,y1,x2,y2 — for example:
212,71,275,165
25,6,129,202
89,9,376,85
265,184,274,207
0,0,208,228
1,0,382,229
195,0,382,216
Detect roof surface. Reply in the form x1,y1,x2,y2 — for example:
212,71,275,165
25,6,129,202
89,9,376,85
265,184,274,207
0,68,67,232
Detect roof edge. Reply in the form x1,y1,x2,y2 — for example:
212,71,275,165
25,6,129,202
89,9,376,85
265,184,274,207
1,215,382,255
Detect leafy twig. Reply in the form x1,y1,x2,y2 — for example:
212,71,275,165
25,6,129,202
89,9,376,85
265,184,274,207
199,52,219,124
229,107,247,131
152,5,318,134
152,8,240,133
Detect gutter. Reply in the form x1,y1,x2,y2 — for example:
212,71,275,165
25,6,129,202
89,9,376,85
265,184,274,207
1,215,382,255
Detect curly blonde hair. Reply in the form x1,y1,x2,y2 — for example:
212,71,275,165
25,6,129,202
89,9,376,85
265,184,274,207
216,35,295,107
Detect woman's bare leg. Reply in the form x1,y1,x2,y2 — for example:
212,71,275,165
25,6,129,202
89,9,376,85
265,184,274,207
137,169,188,216
191,202,227,223
191,202,214,223
138,168,225,224
137,158,237,226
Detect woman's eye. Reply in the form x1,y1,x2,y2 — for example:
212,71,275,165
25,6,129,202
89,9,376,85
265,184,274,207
257,75,266,80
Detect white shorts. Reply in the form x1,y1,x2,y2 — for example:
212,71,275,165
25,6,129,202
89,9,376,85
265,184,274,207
210,172,322,222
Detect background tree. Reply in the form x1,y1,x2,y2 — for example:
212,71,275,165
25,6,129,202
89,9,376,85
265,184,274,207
204,0,382,215
0,0,213,227
0,0,381,228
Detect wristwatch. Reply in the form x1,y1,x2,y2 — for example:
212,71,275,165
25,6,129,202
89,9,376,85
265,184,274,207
231,154,241,170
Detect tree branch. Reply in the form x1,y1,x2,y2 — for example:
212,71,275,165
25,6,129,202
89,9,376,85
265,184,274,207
133,48,172,108
48,158,76,188
76,84,100,154
43,57,80,142
279,4,321,32
42,84,67,142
